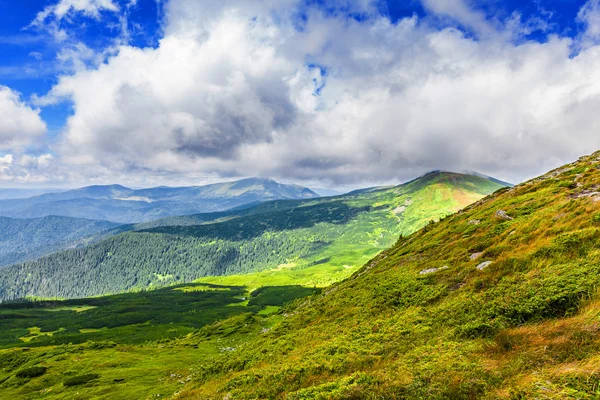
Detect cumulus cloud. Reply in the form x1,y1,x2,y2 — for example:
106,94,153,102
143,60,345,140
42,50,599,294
32,0,119,24
28,0,600,186
0,87,47,150
579,0,600,42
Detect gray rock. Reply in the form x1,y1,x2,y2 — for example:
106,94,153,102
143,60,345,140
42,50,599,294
393,205,407,214
470,252,483,260
468,219,481,225
419,265,449,275
495,210,513,220
476,261,493,271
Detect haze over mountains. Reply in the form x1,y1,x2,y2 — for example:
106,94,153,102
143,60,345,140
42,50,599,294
0,178,318,224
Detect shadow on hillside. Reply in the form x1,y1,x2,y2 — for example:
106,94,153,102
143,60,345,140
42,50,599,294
0,283,321,348
139,201,370,240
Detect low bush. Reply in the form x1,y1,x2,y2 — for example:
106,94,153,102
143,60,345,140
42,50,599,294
15,366,46,378
63,373,100,386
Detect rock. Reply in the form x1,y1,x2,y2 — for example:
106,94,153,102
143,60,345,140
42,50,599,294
495,210,513,220
468,219,481,225
470,252,483,260
393,205,406,214
476,261,492,271
570,186,600,199
419,266,449,275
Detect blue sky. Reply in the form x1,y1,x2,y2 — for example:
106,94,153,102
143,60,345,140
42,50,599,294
0,0,599,188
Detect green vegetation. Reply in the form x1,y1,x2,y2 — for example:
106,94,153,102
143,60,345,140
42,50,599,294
170,151,600,399
0,283,319,348
1,153,595,398
63,374,100,386
0,282,318,399
15,366,46,379
0,216,119,267
0,172,503,300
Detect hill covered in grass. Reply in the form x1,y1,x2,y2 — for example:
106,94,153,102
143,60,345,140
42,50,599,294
0,172,503,301
172,150,600,398
0,153,598,399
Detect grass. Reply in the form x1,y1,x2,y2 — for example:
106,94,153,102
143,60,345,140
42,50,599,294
0,283,321,399
0,172,510,399
166,150,600,399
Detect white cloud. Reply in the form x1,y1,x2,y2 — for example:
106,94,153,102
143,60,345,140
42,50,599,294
420,0,494,36
579,0,600,41
0,87,47,150
26,0,600,186
32,0,119,24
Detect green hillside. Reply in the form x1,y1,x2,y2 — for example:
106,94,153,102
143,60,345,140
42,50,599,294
0,216,120,267
0,172,503,301
1,152,598,399
178,150,600,399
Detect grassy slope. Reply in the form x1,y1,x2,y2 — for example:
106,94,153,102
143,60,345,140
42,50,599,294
0,172,505,399
4,144,600,398
170,150,600,399
2,145,596,399
195,172,503,289
0,172,503,300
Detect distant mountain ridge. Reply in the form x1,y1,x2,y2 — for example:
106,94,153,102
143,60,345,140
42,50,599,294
0,171,506,301
0,178,318,223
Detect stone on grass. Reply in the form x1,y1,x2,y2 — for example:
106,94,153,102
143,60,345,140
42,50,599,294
476,261,492,271
495,210,513,220
419,266,449,275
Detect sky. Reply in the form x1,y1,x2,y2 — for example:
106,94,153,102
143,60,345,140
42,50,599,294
0,0,600,189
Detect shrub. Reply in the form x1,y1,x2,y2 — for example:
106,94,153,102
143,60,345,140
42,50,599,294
15,366,46,379
458,321,496,339
63,373,100,386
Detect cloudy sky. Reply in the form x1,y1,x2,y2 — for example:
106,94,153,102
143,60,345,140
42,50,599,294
1,0,600,189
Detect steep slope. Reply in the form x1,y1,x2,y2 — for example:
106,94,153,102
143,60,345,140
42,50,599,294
0,156,597,399
0,216,120,267
169,150,600,399
0,172,504,300
0,178,318,223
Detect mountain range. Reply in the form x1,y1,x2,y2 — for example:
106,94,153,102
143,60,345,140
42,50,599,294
0,178,318,224
0,171,505,301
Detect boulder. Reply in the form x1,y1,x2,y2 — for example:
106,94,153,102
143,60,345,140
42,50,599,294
495,210,513,220
476,261,492,271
